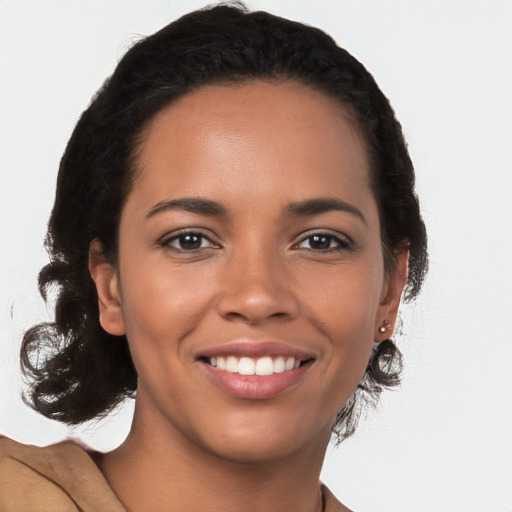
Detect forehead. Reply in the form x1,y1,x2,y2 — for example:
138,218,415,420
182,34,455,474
130,81,373,211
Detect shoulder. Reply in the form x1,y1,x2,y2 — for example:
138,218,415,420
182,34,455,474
322,484,355,512
0,436,125,512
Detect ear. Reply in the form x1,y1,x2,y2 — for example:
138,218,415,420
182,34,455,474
375,244,409,342
88,240,125,336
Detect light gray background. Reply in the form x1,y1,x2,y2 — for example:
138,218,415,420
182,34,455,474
1,1,511,511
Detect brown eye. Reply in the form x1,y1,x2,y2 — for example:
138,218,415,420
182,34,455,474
307,235,332,250
296,233,350,251
176,234,203,250
163,232,217,251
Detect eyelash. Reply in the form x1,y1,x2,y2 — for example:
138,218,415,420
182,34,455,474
159,229,352,254
160,230,219,252
292,231,352,253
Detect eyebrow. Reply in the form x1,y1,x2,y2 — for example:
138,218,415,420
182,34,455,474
145,196,366,224
284,197,367,225
146,197,229,219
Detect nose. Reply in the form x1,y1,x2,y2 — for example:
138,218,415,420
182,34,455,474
216,247,300,325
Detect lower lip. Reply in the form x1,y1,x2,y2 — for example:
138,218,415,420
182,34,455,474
200,361,313,400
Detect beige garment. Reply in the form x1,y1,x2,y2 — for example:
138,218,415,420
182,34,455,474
0,436,125,512
0,437,351,511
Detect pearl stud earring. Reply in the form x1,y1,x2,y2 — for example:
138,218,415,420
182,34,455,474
378,320,390,333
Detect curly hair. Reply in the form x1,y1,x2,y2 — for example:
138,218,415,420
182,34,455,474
21,2,428,442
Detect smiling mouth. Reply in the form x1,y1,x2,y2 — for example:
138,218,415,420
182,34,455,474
200,355,312,376
198,346,315,399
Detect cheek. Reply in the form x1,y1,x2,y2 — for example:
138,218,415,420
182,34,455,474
118,258,218,352
302,257,383,378
303,259,384,335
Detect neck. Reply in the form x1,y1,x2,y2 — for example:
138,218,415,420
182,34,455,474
96,399,331,512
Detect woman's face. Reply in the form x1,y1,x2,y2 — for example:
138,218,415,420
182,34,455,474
93,81,406,462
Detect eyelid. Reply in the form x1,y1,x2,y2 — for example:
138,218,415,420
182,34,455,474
291,229,353,250
159,228,221,250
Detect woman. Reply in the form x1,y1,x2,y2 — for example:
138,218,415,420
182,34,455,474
0,3,427,511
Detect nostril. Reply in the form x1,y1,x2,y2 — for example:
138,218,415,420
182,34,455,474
226,311,249,321
269,311,288,318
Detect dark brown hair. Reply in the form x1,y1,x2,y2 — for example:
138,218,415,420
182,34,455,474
21,2,427,442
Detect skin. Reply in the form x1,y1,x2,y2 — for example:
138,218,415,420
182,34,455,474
90,81,408,512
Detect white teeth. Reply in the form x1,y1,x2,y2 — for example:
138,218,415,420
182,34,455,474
208,355,304,375
226,356,239,372
273,356,285,373
238,357,255,375
255,356,273,376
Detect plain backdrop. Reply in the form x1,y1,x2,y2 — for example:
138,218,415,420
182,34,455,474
1,1,511,511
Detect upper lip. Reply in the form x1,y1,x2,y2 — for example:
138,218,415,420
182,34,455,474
198,340,315,361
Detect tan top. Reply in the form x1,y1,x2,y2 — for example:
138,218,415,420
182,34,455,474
0,436,351,511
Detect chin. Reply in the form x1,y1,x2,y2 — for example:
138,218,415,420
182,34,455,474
197,413,334,465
